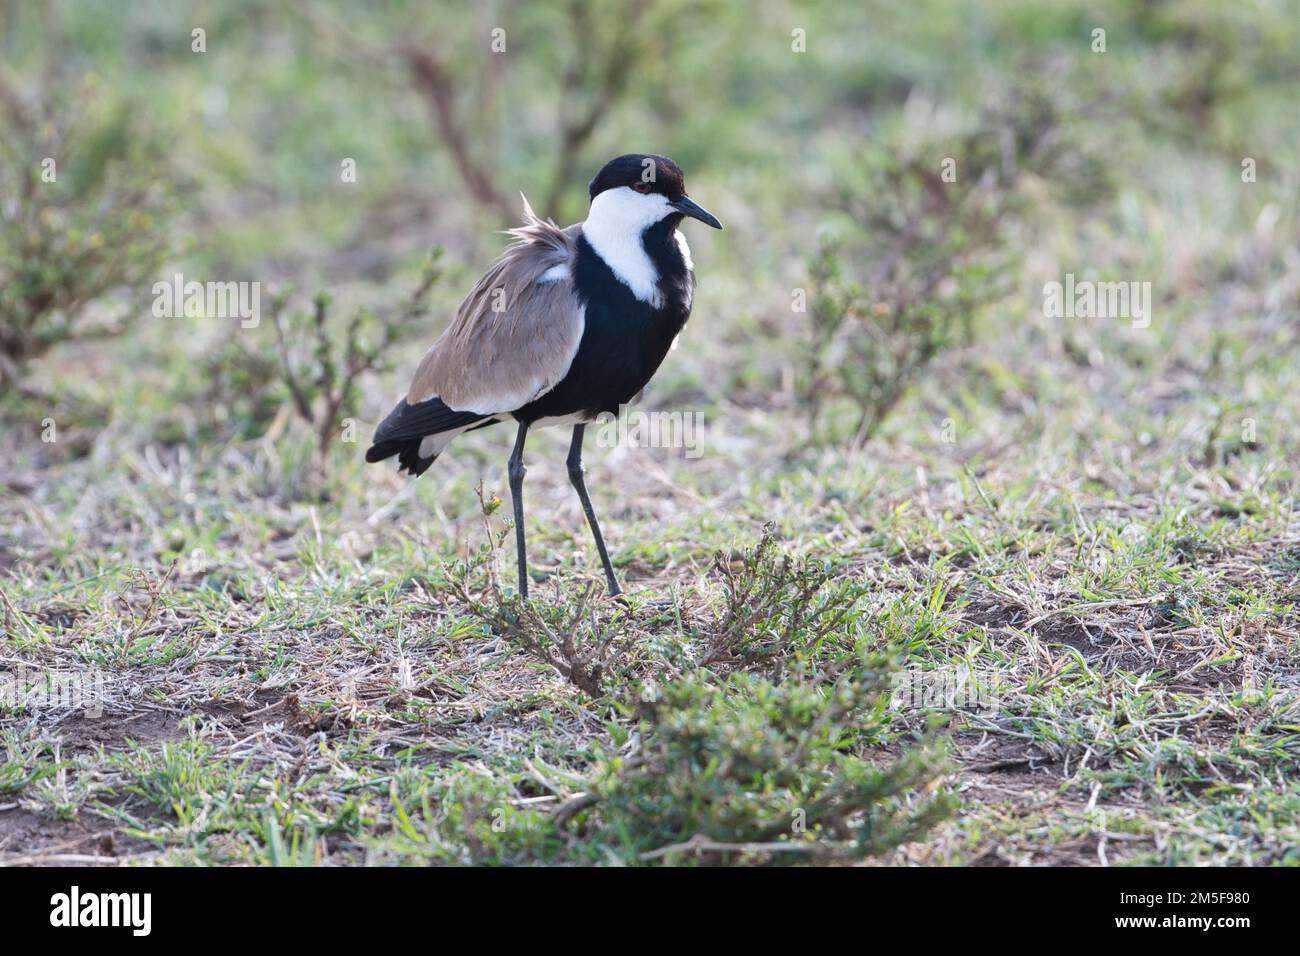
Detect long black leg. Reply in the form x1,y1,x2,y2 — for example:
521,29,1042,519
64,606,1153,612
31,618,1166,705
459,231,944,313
566,424,622,597
508,421,530,597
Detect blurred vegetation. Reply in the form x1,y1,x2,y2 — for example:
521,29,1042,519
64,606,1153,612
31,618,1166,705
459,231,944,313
796,79,1116,446
2,0,1297,447
0,67,177,387
266,250,444,476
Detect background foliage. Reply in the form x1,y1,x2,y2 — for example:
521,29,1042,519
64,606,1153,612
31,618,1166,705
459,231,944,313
1,0,1299,865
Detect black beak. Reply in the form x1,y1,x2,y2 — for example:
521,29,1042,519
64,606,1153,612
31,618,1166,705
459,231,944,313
671,195,723,229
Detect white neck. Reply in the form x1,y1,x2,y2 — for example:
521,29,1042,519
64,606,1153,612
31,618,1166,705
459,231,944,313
581,187,674,307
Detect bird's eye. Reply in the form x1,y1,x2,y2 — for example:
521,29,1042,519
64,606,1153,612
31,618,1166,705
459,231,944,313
631,182,651,193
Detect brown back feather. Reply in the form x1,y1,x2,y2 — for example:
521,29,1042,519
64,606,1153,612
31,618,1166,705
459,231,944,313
408,197,584,414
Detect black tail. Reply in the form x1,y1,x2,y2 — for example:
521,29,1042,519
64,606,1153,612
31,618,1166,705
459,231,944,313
365,397,488,476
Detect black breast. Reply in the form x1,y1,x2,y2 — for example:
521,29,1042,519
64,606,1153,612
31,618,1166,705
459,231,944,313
514,216,694,423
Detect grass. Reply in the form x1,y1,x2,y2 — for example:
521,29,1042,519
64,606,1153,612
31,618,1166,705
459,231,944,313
4,319,1298,863
3,0,1300,865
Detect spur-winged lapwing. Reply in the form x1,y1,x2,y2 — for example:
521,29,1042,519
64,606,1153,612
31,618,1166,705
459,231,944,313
366,154,722,597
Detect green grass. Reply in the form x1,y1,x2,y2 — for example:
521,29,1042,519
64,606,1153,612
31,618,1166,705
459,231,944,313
3,0,1300,865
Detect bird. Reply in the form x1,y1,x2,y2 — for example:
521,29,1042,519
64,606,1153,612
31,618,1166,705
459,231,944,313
366,153,722,598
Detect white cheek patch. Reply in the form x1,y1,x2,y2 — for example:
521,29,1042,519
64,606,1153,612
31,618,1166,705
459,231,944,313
582,187,672,306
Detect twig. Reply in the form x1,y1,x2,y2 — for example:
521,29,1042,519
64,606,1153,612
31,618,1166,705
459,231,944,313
553,792,599,828
401,44,512,218
638,833,831,861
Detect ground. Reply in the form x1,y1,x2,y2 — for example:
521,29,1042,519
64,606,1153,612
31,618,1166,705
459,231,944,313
4,254,1298,863
2,0,1299,866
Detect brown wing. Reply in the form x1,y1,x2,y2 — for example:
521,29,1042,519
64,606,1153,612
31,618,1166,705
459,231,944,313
408,198,584,415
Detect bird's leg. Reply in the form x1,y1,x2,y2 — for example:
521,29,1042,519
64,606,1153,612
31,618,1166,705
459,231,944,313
566,424,622,597
508,421,530,598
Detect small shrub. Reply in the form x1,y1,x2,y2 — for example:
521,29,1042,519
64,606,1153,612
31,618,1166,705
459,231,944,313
444,499,630,700
799,83,1110,447
0,76,177,387
455,582,623,700
186,250,445,471
267,249,445,467
705,524,868,678
800,168,1005,447
195,339,283,443
582,667,952,864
